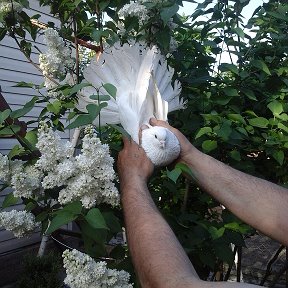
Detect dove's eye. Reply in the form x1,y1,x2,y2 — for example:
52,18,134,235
155,135,157,139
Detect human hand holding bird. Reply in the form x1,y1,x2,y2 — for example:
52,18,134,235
77,42,185,166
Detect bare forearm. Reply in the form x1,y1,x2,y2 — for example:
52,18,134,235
185,147,288,245
121,180,199,288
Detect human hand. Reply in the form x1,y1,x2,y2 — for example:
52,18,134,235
149,118,195,165
117,137,154,187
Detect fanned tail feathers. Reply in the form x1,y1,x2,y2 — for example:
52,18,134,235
77,42,183,142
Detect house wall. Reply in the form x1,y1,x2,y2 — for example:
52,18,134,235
0,0,70,254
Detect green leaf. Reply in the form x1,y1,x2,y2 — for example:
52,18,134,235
19,0,29,8
91,30,102,43
215,122,232,141
231,27,245,39
68,111,77,120
99,0,110,11
242,88,257,101
10,96,38,119
175,163,194,178
278,113,288,121
25,202,37,212
0,28,7,41
8,145,25,160
35,211,48,222
267,11,288,21
85,208,108,230
160,3,179,25
62,201,82,215
102,212,122,234
87,103,107,119
167,167,182,183
278,123,288,133
224,222,241,232
248,117,269,128
272,150,284,165
0,125,20,135
90,94,111,101
47,100,62,114
208,226,225,240
155,30,170,50
109,124,130,138
251,60,271,75
24,130,38,147
202,140,217,152
66,115,91,129
69,83,91,96
67,102,108,129
0,109,10,124
227,114,246,124
214,244,234,265
219,63,238,75
14,81,35,88
195,127,212,139
267,101,283,116
103,83,117,99
223,87,238,97
79,221,107,244
236,127,248,137
2,193,19,208
229,150,241,161
225,230,246,247
45,211,78,234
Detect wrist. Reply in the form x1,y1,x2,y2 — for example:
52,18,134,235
120,172,148,189
180,144,199,164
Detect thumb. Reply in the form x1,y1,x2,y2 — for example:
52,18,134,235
139,125,149,146
122,136,130,147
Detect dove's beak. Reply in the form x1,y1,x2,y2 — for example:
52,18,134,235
160,140,165,149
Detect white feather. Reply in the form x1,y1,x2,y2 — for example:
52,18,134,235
77,42,184,165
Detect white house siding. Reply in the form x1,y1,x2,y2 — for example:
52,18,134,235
0,0,70,254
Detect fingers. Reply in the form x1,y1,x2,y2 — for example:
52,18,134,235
122,136,130,147
139,124,149,145
149,118,170,128
122,135,142,150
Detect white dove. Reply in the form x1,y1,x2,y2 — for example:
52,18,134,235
77,42,184,166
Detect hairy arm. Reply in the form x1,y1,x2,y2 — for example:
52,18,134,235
118,137,259,288
150,118,288,246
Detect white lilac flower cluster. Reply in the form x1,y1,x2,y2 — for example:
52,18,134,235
11,165,42,198
35,121,74,172
0,0,23,17
39,28,75,98
0,153,10,183
39,28,74,78
117,1,178,52
0,152,41,199
118,2,149,25
37,123,119,208
63,249,133,288
0,122,119,209
0,210,38,238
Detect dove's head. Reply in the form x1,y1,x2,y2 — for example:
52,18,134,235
141,125,181,166
143,126,168,149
